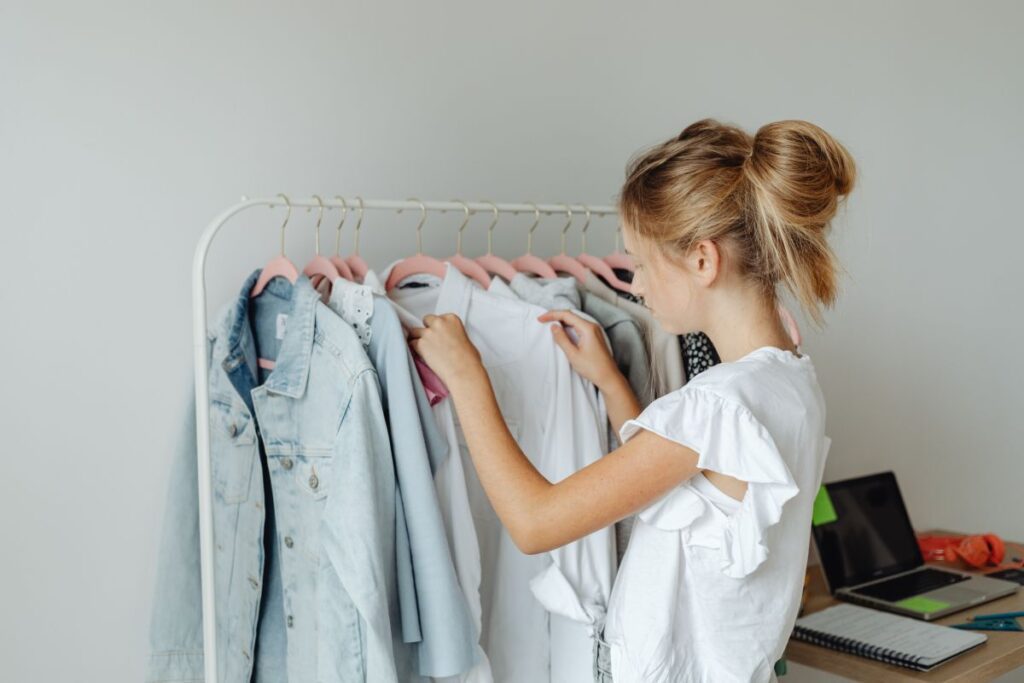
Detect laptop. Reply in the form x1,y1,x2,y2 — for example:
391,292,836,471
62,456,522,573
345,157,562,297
811,471,1018,621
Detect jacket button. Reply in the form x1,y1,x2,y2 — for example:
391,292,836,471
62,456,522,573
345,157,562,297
309,474,319,490
248,576,259,589
281,458,293,470
284,536,294,548
228,423,238,437
287,615,294,628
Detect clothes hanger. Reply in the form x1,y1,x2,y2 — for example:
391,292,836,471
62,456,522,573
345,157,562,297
345,196,371,283
384,198,449,292
251,193,300,297
576,205,633,292
474,200,519,282
510,203,558,278
302,195,342,287
547,204,589,282
604,224,635,271
328,195,355,280
443,199,493,288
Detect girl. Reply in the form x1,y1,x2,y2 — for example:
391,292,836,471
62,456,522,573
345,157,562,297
409,118,855,682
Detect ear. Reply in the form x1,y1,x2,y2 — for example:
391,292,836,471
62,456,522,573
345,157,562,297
691,239,721,286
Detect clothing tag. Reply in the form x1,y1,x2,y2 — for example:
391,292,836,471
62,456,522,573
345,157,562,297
811,486,838,526
276,314,288,340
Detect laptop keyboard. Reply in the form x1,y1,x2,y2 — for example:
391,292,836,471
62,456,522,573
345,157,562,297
851,567,970,603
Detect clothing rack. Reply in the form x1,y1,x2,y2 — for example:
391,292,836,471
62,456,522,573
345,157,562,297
192,195,618,683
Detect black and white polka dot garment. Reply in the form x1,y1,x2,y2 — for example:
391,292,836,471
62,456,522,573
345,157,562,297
681,332,720,379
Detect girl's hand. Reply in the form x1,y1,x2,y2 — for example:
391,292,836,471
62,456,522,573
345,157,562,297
408,313,485,389
537,310,622,390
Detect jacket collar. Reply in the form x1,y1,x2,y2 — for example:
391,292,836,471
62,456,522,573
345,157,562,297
222,270,318,399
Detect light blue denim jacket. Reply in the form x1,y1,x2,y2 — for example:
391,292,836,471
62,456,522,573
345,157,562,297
147,272,418,683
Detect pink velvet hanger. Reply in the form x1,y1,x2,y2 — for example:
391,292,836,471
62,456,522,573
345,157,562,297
385,198,448,292
251,194,300,371
345,196,371,283
575,206,633,293
302,195,342,290
327,195,355,281
604,225,635,272
547,204,589,283
510,203,558,279
474,200,519,282
444,200,492,288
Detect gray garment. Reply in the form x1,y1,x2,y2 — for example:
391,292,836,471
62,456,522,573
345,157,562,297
593,628,613,683
581,271,685,399
327,280,478,678
577,292,654,409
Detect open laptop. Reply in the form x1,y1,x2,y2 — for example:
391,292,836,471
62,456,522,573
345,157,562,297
811,471,1018,620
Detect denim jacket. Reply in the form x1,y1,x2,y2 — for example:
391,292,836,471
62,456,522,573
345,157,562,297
147,272,417,683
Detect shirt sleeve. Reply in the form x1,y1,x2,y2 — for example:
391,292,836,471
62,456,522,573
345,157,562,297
528,345,616,629
618,386,800,578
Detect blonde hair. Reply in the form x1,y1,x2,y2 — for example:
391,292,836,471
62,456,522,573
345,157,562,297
619,119,856,325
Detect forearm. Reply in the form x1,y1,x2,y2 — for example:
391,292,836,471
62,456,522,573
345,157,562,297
447,365,552,550
596,370,643,438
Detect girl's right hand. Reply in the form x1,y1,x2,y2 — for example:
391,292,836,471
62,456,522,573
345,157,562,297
537,310,622,390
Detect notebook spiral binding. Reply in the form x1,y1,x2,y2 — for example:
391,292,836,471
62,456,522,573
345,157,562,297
792,626,926,670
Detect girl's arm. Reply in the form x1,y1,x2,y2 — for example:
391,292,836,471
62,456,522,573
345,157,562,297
409,311,701,555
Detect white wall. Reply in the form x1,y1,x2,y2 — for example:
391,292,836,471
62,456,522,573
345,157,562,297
2,1,1022,681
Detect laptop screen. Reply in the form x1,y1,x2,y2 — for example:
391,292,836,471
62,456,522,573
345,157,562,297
812,471,924,592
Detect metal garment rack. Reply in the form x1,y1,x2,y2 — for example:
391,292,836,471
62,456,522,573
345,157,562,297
192,196,617,682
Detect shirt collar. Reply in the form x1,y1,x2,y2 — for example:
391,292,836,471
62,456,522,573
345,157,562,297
223,270,319,399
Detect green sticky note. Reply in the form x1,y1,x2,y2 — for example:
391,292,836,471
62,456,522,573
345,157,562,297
896,596,950,613
811,486,838,526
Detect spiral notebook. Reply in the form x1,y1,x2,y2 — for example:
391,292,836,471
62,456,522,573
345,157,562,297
792,604,987,671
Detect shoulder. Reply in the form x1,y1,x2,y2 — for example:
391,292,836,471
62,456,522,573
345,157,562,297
314,302,375,378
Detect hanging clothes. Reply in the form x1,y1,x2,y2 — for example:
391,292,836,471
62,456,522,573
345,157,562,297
361,268,496,683
388,264,616,683
324,276,479,679
148,272,416,683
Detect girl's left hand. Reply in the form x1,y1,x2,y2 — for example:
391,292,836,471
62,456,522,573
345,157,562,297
408,313,484,388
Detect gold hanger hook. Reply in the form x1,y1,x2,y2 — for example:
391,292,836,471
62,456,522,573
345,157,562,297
274,193,292,256
352,196,365,256
525,202,542,255
397,198,428,254
450,199,472,255
579,204,592,253
333,196,349,256
559,203,574,255
482,200,499,255
310,194,325,255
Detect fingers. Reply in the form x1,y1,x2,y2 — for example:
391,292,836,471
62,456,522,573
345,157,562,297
407,326,426,339
549,322,580,360
538,309,601,341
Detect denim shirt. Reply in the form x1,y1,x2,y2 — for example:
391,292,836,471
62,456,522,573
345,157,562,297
147,272,417,683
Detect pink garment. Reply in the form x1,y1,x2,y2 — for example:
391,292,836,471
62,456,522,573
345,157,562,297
412,350,449,405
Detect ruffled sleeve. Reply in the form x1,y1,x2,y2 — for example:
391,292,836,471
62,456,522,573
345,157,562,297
618,387,799,578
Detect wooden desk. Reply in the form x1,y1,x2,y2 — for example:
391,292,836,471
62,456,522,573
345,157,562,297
784,532,1024,682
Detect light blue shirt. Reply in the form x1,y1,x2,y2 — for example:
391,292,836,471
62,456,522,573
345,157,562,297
327,278,478,677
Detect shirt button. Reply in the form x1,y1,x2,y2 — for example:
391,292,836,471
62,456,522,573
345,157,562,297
309,474,319,490
281,458,293,470
228,423,238,437
284,536,294,548
248,576,259,589
287,615,294,628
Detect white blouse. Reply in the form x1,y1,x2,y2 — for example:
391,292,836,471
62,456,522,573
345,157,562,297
605,347,831,682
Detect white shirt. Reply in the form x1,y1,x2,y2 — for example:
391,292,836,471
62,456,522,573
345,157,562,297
388,264,616,683
606,347,830,683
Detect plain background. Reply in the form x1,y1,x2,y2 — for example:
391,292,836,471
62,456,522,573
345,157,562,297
2,2,1022,681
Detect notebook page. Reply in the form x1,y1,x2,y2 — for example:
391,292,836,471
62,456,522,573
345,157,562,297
796,604,986,664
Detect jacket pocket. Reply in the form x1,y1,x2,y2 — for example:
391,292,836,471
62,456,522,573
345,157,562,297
209,398,256,504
